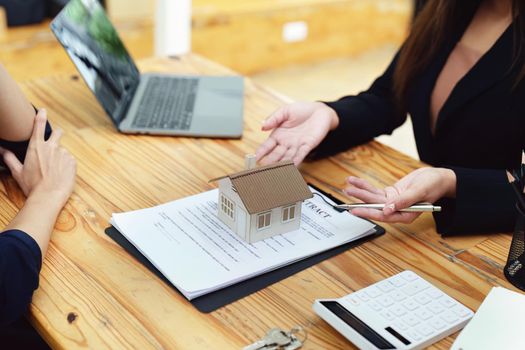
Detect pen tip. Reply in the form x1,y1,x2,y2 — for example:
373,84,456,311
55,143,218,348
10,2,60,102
507,170,516,183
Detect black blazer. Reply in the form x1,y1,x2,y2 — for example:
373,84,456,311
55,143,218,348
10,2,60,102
313,21,525,235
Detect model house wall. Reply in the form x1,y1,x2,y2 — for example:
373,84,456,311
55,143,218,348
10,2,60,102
212,159,312,244
218,178,302,243
217,177,250,241
247,202,302,242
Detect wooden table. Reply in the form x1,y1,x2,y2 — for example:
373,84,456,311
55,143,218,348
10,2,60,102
4,54,514,349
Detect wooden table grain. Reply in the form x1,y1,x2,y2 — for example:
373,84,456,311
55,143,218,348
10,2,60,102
5,54,514,349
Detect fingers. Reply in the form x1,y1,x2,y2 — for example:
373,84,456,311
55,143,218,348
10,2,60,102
344,176,385,203
48,128,63,145
282,146,297,162
351,207,421,224
343,186,385,204
383,187,422,215
261,107,288,131
29,109,48,145
260,144,288,165
292,144,311,166
255,137,277,162
2,150,23,181
346,176,384,195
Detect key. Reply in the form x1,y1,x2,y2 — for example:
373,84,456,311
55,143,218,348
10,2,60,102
243,328,291,350
284,338,303,350
267,328,292,347
284,326,306,350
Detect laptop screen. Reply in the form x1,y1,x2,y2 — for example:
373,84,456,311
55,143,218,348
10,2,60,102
50,0,140,124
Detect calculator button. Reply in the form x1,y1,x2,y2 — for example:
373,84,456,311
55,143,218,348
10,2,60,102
402,271,419,282
356,292,370,302
389,276,407,287
401,314,420,327
441,311,459,324
412,279,430,291
402,284,424,296
414,293,432,305
415,308,433,320
390,290,407,302
440,298,456,309
402,299,419,311
368,300,382,312
429,317,446,330
381,311,396,321
365,286,382,298
452,305,472,318
402,280,430,296
416,324,435,337
428,303,445,314
377,281,395,293
390,305,407,317
426,288,443,299
392,320,408,331
344,296,360,307
378,295,395,308
406,329,422,341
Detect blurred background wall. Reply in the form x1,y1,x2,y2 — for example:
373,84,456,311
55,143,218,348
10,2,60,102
0,0,417,158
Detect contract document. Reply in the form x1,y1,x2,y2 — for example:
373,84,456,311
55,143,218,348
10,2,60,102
110,187,377,300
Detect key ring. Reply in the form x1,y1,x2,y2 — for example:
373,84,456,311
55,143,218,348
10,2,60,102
289,325,308,344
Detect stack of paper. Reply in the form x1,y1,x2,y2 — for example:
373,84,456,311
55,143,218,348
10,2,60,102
451,287,525,349
110,188,377,300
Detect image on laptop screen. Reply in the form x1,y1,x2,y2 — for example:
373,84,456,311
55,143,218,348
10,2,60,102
51,0,140,123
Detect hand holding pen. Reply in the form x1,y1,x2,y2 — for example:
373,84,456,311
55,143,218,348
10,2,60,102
342,168,455,224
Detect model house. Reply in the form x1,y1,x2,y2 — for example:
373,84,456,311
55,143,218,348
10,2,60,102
210,156,313,243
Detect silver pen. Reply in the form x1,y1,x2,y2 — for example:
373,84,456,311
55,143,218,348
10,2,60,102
334,203,442,212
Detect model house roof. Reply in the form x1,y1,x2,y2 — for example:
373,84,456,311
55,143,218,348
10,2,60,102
210,160,313,214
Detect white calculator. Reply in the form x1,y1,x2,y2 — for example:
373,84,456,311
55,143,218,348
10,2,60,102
313,271,474,349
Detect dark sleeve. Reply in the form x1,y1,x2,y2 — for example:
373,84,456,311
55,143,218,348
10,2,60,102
0,230,42,327
434,167,517,235
309,53,407,159
0,123,52,168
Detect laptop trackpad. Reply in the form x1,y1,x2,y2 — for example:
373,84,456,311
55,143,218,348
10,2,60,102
191,77,244,136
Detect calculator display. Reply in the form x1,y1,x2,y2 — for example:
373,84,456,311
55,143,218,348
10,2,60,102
320,301,396,349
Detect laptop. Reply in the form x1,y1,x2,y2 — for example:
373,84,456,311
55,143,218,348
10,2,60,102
50,0,243,138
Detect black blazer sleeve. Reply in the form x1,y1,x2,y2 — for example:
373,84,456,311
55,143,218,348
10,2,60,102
0,230,42,326
434,168,517,235
310,54,407,159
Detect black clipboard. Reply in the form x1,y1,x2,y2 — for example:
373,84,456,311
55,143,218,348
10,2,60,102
105,184,385,313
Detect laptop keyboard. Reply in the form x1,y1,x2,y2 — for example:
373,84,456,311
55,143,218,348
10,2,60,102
132,77,199,130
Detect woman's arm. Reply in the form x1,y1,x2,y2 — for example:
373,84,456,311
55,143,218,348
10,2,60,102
0,109,76,325
256,52,407,165
2,109,76,256
0,64,36,142
310,53,407,159
344,167,516,235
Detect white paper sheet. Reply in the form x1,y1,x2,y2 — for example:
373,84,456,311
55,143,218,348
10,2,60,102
111,188,377,299
451,287,525,350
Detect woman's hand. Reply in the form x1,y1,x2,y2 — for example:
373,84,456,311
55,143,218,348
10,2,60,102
256,102,339,165
344,167,456,224
0,109,76,207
